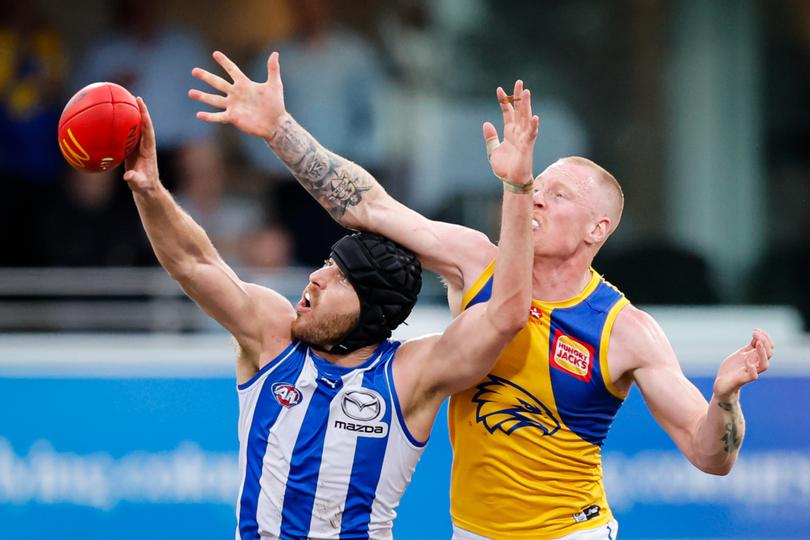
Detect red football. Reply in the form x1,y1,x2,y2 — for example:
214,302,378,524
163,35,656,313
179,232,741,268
57,82,141,173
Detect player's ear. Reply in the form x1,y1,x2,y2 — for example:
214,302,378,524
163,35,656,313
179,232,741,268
586,217,610,245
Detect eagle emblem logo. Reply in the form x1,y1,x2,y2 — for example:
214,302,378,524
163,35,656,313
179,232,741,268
472,375,560,436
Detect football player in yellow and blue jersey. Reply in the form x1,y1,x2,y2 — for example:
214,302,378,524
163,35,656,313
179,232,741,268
206,54,776,540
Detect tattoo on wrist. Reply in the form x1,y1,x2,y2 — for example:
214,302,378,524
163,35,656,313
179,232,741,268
268,117,372,219
718,401,743,453
271,118,308,163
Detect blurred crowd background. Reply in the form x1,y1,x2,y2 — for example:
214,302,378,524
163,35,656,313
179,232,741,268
0,0,808,331
2,2,809,538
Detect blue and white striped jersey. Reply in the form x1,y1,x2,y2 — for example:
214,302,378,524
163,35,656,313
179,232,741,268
235,339,426,540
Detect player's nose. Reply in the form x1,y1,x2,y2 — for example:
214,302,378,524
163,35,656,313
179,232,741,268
533,189,545,207
309,264,339,288
309,266,328,288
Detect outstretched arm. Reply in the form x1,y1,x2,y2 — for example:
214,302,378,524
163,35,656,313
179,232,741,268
189,51,495,293
616,307,774,475
394,82,538,440
123,98,294,380
422,81,537,394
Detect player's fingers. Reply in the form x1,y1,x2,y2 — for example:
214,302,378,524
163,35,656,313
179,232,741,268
755,340,770,371
213,50,246,83
754,328,775,353
517,89,531,128
496,87,514,127
192,67,231,94
748,334,772,361
524,88,534,123
512,80,524,118
530,115,540,139
765,330,775,351
123,168,141,183
136,97,157,149
188,89,227,110
483,121,500,159
513,88,525,125
758,336,774,359
196,110,230,124
513,82,527,131
267,51,282,85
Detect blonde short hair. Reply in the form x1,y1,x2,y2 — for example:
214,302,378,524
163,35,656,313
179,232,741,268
559,156,624,234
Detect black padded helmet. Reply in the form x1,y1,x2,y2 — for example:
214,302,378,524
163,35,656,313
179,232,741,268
327,232,422,354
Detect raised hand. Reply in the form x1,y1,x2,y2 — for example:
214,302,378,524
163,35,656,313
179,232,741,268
713,329,774,400
123,97,160,193
189,50,286,139
483,80,540,187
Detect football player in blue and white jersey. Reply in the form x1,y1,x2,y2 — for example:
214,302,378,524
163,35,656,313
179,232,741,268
126,62,539,539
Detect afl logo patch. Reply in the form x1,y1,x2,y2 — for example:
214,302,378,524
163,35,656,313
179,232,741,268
272,382,302,408
551,329,595,382
341,390,382,421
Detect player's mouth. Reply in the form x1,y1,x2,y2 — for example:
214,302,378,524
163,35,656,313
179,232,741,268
297,290,313,313
532,218,540,230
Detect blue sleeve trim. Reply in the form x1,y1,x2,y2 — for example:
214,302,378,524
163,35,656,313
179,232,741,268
386,354,428,448
237,340,299,390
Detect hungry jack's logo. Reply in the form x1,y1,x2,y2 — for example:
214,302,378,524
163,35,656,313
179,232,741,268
551,330,594,382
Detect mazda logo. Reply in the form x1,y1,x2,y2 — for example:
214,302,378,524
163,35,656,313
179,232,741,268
341,390,382,421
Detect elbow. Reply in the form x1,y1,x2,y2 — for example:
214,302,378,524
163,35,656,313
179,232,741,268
487,303,528,338
692,451,736,476
165,259,197,284
501,314,528,337
699,463,733,476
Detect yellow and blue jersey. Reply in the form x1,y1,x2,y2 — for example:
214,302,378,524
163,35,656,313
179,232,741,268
449,261,629,539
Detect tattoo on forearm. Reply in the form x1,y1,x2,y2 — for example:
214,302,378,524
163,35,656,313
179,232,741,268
718,401,743,453
268,117,373,219
272,119,309,160
299,153,329,183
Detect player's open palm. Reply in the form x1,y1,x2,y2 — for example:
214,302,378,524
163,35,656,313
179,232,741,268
713,329,774,399
484,80,540,185
123,97,160,194
189,51,286,139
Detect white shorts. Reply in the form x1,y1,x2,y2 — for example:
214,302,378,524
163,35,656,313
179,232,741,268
452,519,619,540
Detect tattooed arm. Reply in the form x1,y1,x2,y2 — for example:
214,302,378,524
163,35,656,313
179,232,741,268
189,51,495,295
716,400,744,453
264,113,376,223
610,306,773,475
